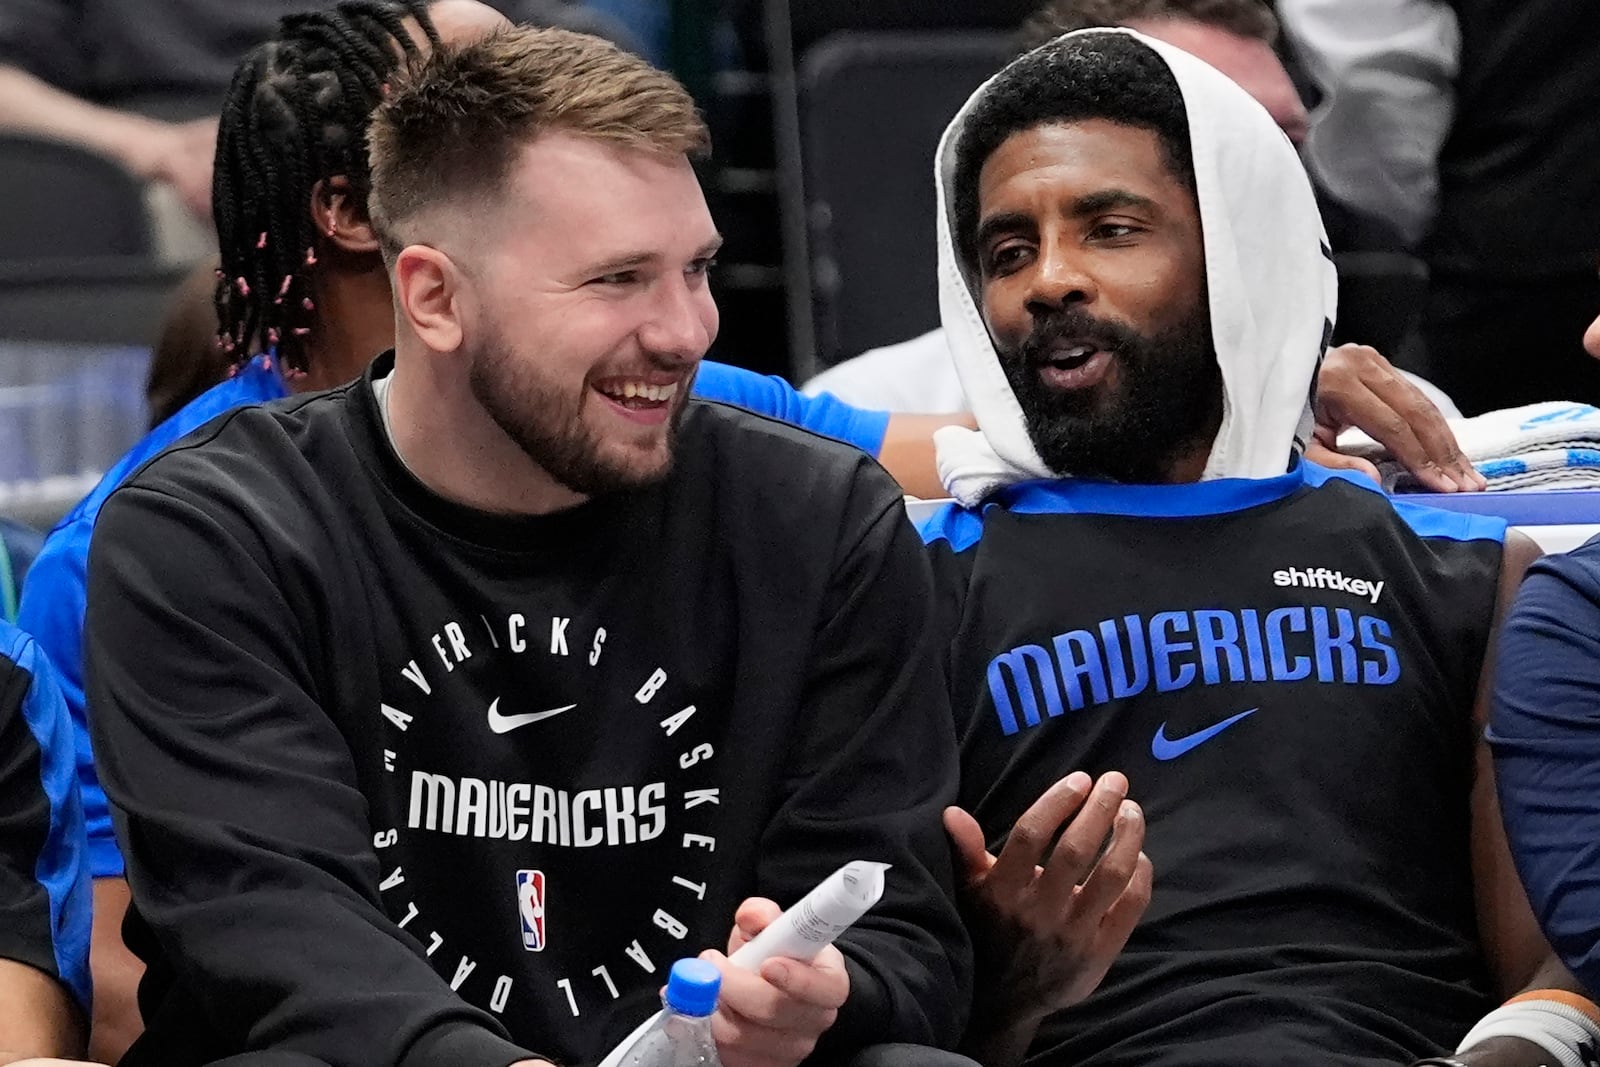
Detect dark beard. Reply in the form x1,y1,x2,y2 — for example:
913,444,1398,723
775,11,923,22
467,324,689,497
999,301,1223,484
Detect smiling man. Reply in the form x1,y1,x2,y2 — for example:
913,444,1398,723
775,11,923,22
80,27,968,1067
919,29,1593,1067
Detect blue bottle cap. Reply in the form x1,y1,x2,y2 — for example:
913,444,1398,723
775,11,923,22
664,958,721,1017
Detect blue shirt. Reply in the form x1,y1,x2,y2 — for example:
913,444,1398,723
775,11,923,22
18,356,888,876
1489,534,1600,995
0,621,91,1011
692,361,890,455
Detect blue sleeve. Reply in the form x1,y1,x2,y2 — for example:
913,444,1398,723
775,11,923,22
17,519,122,879
0,623,91,1011
1488,541,1600,997
693,361,891,457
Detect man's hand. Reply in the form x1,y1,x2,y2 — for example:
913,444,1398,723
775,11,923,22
120,116,218,222
944,772,1150,1065
700,898,850,1067
153,117,220,221
1311,343,1484,493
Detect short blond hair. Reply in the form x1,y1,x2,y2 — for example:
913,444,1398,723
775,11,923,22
367,26,709,258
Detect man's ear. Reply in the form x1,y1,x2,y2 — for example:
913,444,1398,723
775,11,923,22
393,245,466,354
309,176,382,255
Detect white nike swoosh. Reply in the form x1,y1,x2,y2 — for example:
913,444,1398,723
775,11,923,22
486,697,577,734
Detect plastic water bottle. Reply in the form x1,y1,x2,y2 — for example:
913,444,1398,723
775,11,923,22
626,958,723,1066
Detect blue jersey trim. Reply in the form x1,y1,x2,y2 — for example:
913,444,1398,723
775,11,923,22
1303,462,1508,544
2,625,91,1010
916,502,987,552
17,354,287,879
919,460,1507,551
999,465,1306,519
692,361,891,457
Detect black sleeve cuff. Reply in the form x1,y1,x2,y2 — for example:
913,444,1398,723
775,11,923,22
399,1019,549,1067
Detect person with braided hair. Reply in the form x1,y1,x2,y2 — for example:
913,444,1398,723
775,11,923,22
16,3,510,1059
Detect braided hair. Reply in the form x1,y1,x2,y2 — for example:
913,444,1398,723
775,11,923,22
212,0,439,375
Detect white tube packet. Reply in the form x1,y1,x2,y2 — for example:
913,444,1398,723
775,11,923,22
595,860,891,1067
728,860,890,969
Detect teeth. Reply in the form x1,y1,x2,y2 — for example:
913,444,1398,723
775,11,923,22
600,380,680,402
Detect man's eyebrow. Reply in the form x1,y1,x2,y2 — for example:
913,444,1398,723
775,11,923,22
1070,189,1160,216
973,190,1160,251
974,211,1033,253
582,236,724,275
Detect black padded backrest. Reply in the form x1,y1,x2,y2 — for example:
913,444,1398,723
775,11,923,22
0,134,153,261
799,31,1013,367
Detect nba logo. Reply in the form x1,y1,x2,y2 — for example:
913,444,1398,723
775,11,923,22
516,870,546,952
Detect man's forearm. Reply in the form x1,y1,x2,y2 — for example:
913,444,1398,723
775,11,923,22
0,959,85,1061
0,66,166,174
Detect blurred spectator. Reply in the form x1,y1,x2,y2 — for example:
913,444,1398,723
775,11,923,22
1277,0,1456,252
0,623,90,1063
0,0,342,261
1425,0,1600,414
0,0,642,263
1281,0,1600,415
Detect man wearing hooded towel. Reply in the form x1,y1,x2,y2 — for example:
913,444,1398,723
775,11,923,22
920,28,1600,1067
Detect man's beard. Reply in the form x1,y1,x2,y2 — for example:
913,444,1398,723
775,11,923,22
999,300,1224,484
467,319,688,497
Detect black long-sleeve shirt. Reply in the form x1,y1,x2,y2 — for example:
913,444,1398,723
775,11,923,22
85,356,970,1067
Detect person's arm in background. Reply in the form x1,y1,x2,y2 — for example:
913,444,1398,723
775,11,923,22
1489,538,1600,997
699,350,1477,498
692,361,971,498
0,0,214,219
0,625,91,1063
0,68,215,218
85,485,553,1067
16,524,144,1065
1275,0,1458,249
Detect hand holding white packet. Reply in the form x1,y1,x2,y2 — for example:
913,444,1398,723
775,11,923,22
595,860,891,1067
727,859,890,969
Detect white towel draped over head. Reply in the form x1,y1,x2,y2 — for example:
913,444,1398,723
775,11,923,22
932,28,1339,506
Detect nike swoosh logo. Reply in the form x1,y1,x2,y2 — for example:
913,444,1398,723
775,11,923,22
487,697,577,734
1150,708,1258,761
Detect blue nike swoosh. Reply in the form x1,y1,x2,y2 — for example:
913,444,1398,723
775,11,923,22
1150,708,1258,761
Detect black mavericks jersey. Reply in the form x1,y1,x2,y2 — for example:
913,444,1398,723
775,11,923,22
921,462,1506,1066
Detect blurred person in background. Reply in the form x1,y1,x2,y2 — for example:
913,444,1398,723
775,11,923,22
1280,0,1600,415
0,0,640,263
0,623,90,1065
804,0,1480,494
